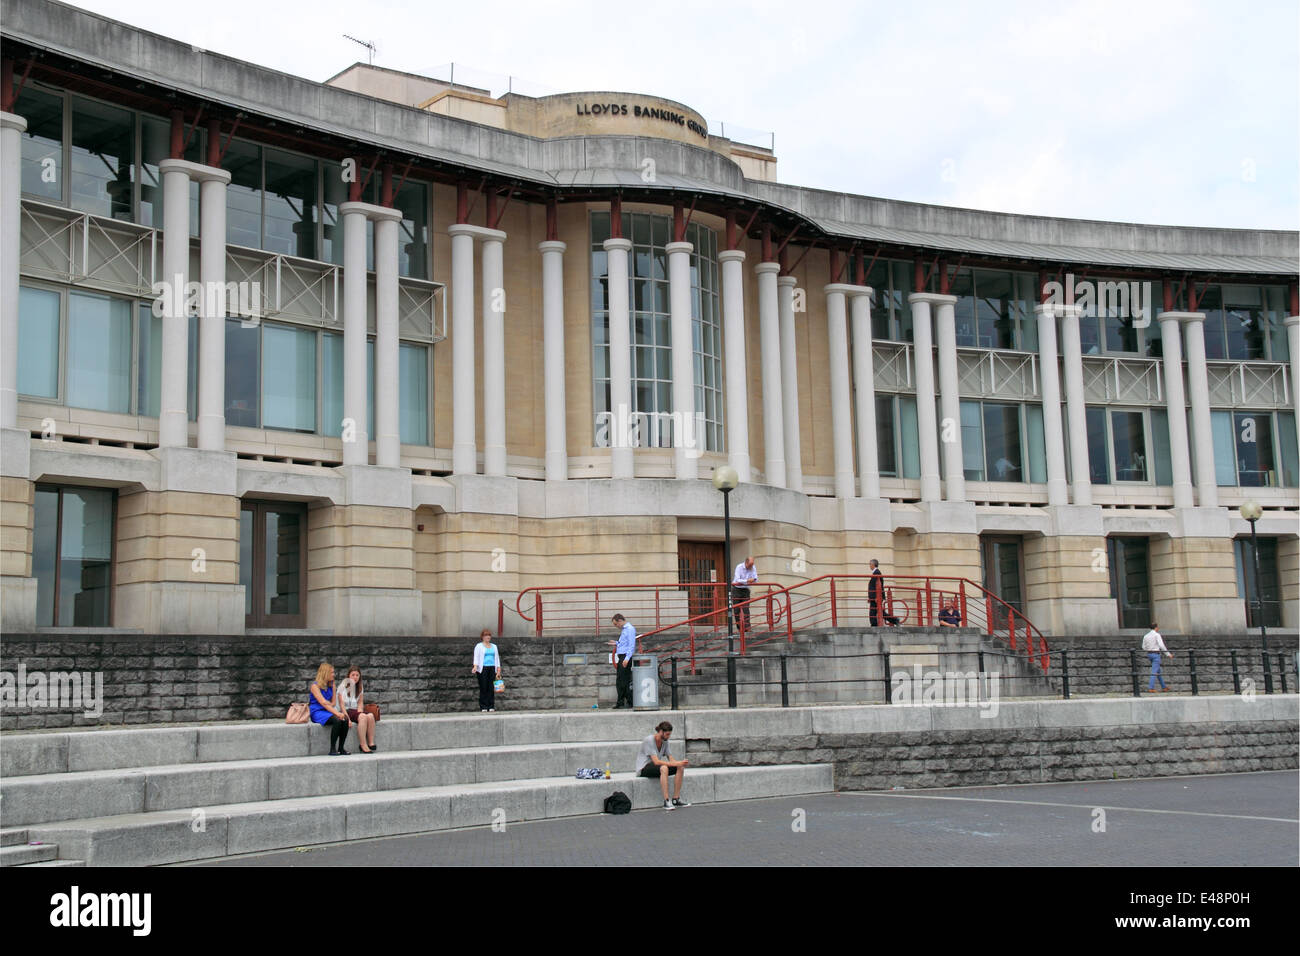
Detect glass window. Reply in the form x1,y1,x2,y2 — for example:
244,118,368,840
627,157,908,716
959,400,984,480
974,270,1016,350
394,181,429,279
1025,404,1047,483
240,500,305,628
876,395,897,477
899,396,920,479
66,291,132,413
1111,411,1148,482
262,148,317,260
322,331,344,438
225,140,262,249
1150,409,1173,486
983,403,1022,481
261,323,316,432
1086,406,1110,484
33,485,115,627
1199,286,1227,360
1234,412,1274,487
1013,274,1038,352
137,306,197,419
1263,286,1289,361
399,343,429,445
1235,537,1281,628
225,319,260,427
17,286,60,399
1222,285,1267,360
140,115,201,233
951,270,977,347
16,85,63,202
1278,412,1298,487
69,97,134,221
1210,410,1237,486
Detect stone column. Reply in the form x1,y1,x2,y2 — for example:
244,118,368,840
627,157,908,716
778,275,802,492
196,167,232,451
667,240,698,480
448,224,477,475
1034,304,1069,506
481,229,507,477
1287,316,1300,458
158,159,193,449
824,284,856,498
1158,312,1196,510
907,293,942,502
0,112,25,431
755,262,786,488
604,237,634,479
1175,312,1216,509
339,202,370,466
849,287,880,499
1059,304,1092,506
719,249,750,480
540,240,567,481
373,206,404,469
932,295,964,501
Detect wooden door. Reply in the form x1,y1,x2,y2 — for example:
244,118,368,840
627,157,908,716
677,541,726,628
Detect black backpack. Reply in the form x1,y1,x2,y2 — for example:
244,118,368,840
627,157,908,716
603,791,632,815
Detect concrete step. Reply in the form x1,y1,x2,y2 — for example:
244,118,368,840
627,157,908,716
0,828,29,846
2,740,650,827
1,709,681,778
28,764,834,866
20,859,87,867
0,842,59,866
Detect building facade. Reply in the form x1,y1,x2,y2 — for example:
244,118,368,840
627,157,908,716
1,0,1297,638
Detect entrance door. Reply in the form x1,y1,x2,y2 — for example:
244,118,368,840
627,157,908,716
677,541,726,628
981,536,1025,616
1107,536,1151,629
1235,537,1281,628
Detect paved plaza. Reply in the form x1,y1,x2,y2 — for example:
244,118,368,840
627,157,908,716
200,770,1298,867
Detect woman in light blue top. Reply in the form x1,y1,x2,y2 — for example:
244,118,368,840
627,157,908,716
472,629,503,712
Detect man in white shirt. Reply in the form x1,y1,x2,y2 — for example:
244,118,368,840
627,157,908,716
1141,623,1172,692
731,556,758,632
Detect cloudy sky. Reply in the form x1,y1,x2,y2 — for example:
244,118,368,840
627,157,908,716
57,0,1299,231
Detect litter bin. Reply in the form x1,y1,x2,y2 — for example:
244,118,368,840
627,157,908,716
631,654,659,710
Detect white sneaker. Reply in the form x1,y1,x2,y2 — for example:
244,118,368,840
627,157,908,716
673,798,690,808
662,799,674,811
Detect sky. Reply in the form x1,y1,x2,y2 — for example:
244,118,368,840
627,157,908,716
49,0,1300,231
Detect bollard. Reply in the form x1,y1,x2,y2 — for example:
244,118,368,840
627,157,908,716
780,654,789,708
1230,649,1241,695
727,655,737,709
1262,652,1274,695
882,650,892,704
1188,649,1198,696
1278,654,1288,695
1129,648,1140,697
670,657,679,711
1061,649,1070,700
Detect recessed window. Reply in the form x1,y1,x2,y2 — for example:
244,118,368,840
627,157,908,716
240,500,306,629
33,485,116,627
1210,410,1297,487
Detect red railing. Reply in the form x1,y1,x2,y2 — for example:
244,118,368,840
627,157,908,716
633,574,1050,675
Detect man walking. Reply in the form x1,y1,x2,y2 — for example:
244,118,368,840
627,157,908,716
636,720,689,810
612,613,637,709
1142,622,1173,692
731,556,758,632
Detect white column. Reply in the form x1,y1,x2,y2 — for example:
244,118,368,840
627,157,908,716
340,202,370,467
0,113,26,430
1286,316,1300,459
1158,313,1195,510
1034,305,1069,507
1176,312,1216,508
755,262,786,488
1059,305,1092,505
778,275,802,492
604,237,634,479
849,287,880,499
540,240,568,481
158,159,193,448
196,169,231,452
932,295,964,502
824,284,856,498
373,207,404,469
719,250,750,480
481,231,507,477
907,293,942,502
666,240,697,480
448,224,477,475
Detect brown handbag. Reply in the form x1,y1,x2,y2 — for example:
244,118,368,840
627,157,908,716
285,702,310,724
363,703,380,722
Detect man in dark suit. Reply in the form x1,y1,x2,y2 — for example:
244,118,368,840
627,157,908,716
869,559,900,626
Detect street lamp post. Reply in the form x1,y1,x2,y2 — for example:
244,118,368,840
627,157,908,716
713,465,739,655
1239,500,1272,694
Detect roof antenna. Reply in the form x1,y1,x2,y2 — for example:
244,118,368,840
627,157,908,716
343,34,377,66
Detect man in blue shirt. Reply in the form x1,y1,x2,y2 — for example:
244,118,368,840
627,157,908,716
611,613,637,708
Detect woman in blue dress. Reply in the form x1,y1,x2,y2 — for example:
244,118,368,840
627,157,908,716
309,662,350,754
472,630,503,712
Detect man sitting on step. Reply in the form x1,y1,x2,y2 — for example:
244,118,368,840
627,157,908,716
635,721,690,810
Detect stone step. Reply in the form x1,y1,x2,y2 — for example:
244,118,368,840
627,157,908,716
0,709,681,778
20,859,87,867
2,740,652,827
0,828,29,847
28,764,834,866
0,842,59,866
